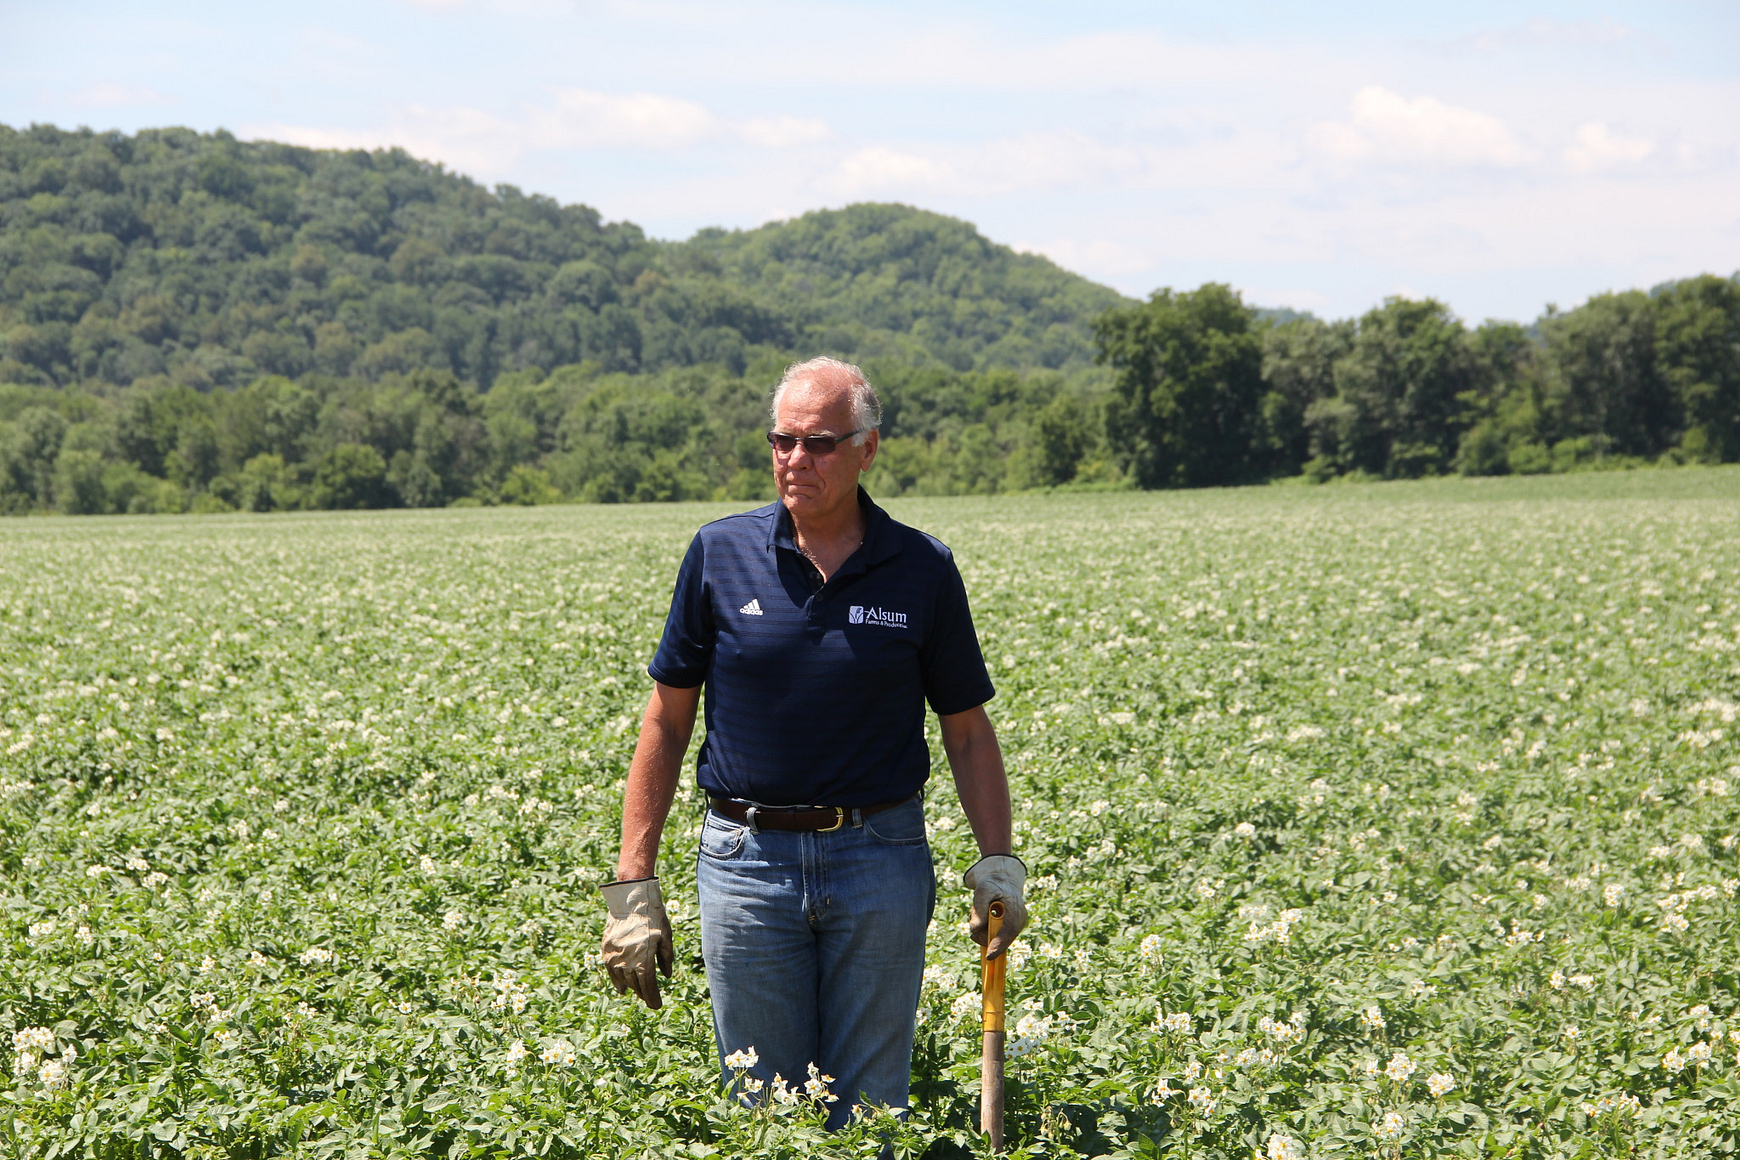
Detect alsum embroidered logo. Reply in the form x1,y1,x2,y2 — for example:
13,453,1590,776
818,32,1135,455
849,605,907,628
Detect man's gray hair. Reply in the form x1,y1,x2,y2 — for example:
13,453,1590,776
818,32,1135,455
769,357,881,444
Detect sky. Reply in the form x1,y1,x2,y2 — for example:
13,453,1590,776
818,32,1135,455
4,0,1738,322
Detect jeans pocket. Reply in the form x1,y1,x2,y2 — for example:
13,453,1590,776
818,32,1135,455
864,799,928,846
700,812,748,860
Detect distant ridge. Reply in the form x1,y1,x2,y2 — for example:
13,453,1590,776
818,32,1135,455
0,123,1130,391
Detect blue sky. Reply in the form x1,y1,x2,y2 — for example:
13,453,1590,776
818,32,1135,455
4,1,1737,322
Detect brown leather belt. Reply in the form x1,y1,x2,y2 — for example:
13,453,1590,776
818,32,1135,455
708,795,910,832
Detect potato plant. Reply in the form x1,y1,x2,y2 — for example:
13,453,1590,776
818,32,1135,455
3,469,1739,1158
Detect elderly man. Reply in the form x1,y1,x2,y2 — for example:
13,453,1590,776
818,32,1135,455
599,356,1027,1124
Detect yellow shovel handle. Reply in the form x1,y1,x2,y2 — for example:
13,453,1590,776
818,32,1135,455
980,900,1005,1031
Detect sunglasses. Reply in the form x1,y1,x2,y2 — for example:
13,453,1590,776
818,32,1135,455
766,429,865,456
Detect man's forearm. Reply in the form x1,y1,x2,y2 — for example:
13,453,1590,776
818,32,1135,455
615,684,699,880
941,706,1014,857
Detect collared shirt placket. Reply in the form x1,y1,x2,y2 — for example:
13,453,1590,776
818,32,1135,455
797,550,867,632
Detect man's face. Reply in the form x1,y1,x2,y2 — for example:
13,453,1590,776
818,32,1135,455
771,377,878,524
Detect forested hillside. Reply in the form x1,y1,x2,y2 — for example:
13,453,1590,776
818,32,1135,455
0,124,1120,390
2,121,1737,515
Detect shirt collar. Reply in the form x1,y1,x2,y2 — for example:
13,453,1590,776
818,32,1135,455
769,487,901,568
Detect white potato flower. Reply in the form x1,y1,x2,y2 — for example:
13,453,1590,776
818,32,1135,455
1267,1133,1303,1160
804,1062,837,1102
541,1040,577,1066
13,1028,55,1053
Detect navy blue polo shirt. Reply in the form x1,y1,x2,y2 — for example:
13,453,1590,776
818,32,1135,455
647,488,995,807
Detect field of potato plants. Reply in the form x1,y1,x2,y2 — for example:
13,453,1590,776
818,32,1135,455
4,469,1740,1159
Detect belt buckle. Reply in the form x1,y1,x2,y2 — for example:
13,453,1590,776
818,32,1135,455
817,807,845,833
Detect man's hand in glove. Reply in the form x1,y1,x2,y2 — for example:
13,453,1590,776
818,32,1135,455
600,877,674,1009
963,854,1028,960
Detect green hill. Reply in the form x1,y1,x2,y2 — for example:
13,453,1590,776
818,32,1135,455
0,123,1127,391
680,205,1125,371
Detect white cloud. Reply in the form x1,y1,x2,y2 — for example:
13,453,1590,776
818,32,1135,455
243,124,383,151
739,115,833,149
977,133,1145,189
827,147,959,197
67,83,175,108
242,113,522,176
528,88,719,150
1563,122,1654,173
1310,86,1533,169
1240,286,1332,313
1011,236,1152,279
247,88,833,185
823,132,1146,200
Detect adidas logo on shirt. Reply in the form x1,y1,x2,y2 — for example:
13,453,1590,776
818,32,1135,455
739,598,764,616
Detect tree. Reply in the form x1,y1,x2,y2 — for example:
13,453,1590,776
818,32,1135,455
1259,317,1350,477
1027,393,1095,486
1311,297,1474,477
1655,275,1740,462
1,406,68,507
1539,291,1675,458
1095,284,1264,488
1454,322,1551,476
53,449,108,514
498,464,559,505
311,443,392,509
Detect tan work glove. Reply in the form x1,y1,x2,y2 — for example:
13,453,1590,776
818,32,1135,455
964,854,1028,960
599,877,674,1010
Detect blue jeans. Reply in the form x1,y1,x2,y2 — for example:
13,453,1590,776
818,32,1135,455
696,795,936,1129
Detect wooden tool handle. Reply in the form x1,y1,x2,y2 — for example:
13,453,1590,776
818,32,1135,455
981,1030,1005,1150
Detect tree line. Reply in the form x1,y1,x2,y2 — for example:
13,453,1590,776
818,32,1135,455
6,271,1735,516
1,122,1736,514
0,359,1110,514
1099,277,1740,488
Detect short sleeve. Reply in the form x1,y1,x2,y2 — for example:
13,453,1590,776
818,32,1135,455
920,553,996,715
647,534,714,688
